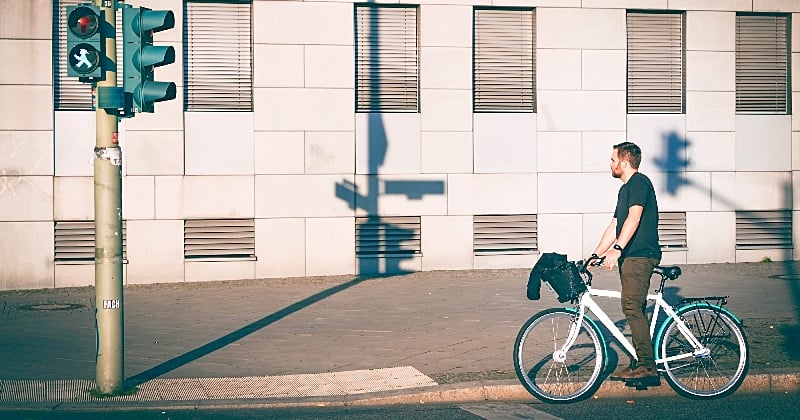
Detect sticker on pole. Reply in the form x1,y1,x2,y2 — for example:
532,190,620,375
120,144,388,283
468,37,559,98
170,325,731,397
102,300,120,309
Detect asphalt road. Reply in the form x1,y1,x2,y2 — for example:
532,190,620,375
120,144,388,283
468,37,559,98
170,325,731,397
3,392,800,419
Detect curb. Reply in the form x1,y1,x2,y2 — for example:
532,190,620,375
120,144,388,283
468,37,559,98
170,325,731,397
343,372,800,406
4,372,797,411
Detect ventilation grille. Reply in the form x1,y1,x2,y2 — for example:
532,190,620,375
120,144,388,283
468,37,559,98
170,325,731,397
54,221,127,264
356,216,421,256
474,214,537,256
184,219,256,259
658,212,687,251
736,210,792,250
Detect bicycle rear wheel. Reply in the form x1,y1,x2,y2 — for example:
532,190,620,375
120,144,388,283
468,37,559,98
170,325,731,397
657,306,749,398
513,308,605,403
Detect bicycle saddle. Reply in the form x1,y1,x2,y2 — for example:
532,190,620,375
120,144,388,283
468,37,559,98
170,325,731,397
653,265,681,280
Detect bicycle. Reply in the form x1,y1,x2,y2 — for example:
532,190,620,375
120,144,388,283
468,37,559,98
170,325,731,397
513,255,749,403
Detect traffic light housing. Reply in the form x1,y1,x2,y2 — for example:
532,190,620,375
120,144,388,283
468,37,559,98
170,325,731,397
66,4,104,80
122,7,176,113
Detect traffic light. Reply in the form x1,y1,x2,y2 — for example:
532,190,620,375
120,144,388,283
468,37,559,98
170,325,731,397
122,7,176,113
66,4,104,79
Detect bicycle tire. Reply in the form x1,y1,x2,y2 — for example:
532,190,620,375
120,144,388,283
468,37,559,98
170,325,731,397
656,306,749,399
513,308,606,403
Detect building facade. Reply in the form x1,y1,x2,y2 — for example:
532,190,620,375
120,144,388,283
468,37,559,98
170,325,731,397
1,0,799,290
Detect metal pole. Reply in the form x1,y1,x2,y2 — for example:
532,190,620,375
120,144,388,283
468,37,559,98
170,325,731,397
94,0,124,394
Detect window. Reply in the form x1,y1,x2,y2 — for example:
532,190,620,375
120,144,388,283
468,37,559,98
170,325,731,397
354,4,419,112
473,7,535,112
184,0,253,111
627,11,684,113
735,13,790,114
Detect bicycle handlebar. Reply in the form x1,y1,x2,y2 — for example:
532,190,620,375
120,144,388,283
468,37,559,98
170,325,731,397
577,254,605,285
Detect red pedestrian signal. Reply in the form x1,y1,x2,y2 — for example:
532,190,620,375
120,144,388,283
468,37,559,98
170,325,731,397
66,5,104,79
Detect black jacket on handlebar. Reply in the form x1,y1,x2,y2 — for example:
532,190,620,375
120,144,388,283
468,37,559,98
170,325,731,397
526,252,569,300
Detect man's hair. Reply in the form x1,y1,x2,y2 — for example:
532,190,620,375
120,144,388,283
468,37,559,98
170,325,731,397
614,141,642,169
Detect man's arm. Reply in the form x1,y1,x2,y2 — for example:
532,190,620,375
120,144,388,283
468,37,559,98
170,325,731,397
616,205,643,249
598,205,643,270
593,218,618,257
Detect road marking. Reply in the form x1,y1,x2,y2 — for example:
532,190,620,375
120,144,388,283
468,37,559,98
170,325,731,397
460,402,564,420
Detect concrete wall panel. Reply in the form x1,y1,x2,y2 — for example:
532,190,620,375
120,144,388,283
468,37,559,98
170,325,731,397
420,215,473,270
474,113,537,174
306,217,355,276
687,211,735,263
255,218,307,278
421,131,473,174
126,219,184,284
0,131,52,176
448,174,537,215
356,113,421,175
185,113,255,176
256,174,355,218
735,115,792,172
0,222,53,290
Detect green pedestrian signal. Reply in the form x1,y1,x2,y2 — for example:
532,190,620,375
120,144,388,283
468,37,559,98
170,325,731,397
122,6,176,114
66,4,104,79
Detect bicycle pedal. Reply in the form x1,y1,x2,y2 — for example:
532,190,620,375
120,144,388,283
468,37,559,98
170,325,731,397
623,377,661,389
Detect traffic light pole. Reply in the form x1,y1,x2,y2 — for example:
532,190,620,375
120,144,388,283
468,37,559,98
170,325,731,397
94,0,124,395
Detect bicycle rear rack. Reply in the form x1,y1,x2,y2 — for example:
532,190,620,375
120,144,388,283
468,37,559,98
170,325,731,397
679,296,729,306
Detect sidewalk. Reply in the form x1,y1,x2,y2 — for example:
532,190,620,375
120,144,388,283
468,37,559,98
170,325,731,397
1,261,799,409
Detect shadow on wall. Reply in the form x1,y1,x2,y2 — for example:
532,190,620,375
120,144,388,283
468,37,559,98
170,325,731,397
654,131,800,361
127,1,445,387
336,2,444,276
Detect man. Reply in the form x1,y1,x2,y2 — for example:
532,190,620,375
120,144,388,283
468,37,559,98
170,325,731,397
592,141,661,383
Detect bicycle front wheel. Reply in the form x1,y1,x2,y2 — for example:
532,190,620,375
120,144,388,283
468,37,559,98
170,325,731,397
657,307,749,399
513,308,605,403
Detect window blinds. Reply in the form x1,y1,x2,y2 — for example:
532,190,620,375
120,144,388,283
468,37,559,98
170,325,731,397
185,1,253,111
473,8,535,112
355,5,419,112
735,14,789,114
627,11,684,114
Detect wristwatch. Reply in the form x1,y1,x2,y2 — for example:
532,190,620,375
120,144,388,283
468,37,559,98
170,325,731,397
613,244,624,251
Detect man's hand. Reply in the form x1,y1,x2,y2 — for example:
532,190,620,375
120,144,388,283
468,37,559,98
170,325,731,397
603,249,621,270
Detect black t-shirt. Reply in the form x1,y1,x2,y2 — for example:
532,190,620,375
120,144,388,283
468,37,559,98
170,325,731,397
614,172,661,260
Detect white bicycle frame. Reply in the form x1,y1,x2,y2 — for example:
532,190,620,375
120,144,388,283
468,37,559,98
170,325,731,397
559,285,711,367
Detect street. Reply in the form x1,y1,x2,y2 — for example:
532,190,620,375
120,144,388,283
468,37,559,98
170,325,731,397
3,391,800,419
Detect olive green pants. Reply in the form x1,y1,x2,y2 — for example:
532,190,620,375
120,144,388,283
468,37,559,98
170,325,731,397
619,256,660,370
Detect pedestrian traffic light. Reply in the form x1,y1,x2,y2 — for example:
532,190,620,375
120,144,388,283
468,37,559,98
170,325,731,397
66,4,104,79
122,6,176,113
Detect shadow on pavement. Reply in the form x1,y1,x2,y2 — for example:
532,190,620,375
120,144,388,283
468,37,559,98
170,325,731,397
125,273,404,387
